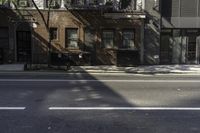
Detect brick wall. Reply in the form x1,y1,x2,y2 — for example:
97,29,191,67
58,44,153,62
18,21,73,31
0,8,143,65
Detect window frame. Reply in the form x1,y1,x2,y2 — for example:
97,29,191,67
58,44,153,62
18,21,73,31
17,0,33,8
50,27,58,41
46,0,61,9
102,29,115,49
65,28,79,49
121,29,136,50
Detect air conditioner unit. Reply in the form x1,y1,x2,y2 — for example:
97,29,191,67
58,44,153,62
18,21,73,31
48,0,56,7
19,0,28,7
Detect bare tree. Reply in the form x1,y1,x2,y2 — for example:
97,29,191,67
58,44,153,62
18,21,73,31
1,0,54,66
31,0,53,66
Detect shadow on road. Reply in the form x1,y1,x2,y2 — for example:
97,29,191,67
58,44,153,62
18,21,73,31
0,71,200,133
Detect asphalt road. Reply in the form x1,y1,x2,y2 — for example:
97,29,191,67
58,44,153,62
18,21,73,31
0,72,200,133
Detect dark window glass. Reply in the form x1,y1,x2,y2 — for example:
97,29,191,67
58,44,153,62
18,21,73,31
0,28,8,39
50,28,58,40
121,0,135,9
46,0,61,8
160,29,173,64
0,27,9,48
17,0,33,7
161,0,173,17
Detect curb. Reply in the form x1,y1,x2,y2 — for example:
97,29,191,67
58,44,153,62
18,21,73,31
1,70,200,75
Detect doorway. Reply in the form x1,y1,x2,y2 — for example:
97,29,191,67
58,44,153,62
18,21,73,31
16,31,32,63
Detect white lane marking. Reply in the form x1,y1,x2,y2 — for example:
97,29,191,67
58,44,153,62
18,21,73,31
0,79,200,83
0,107,26,110
49,107,200,111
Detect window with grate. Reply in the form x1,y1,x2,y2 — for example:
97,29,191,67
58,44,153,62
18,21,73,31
102,30,114,48
122,30,136,49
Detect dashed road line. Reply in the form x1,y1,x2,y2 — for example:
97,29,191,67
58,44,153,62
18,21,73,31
49,107,200,111
0,107,26,110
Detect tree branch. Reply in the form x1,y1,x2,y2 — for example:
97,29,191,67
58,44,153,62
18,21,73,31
31,0,48,31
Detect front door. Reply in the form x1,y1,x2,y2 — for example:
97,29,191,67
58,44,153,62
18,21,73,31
16,31,31,63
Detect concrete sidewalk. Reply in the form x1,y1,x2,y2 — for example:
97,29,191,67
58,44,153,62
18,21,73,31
0,64,24,71
69,65,200,74
1,64,200,74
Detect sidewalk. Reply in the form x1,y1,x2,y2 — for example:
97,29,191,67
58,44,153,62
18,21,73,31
1,64,200,74
69,65,200,74
0,64,24,71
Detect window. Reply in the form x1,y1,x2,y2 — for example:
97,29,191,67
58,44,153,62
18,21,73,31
102,30,114,48
50,28,58,40
121,0,135,10
89,0,98,5
17,0,32,7
70,0,85,5
161,0,200,18
160,29,173,64
122,30,135,49
46,0,61,8
181,0,197,17
66,28,78,48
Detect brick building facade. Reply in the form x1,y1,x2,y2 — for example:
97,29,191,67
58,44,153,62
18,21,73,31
0,0,146,66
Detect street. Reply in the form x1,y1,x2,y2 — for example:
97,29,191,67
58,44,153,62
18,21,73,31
0,72,200,133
